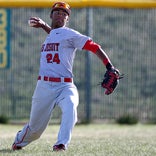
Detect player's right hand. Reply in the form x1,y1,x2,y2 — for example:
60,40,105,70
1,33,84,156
28,17,46,28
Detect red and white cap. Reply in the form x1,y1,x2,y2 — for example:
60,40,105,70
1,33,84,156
51,1,71,16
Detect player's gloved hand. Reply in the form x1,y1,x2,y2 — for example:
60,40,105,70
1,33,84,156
29,17,47,28
101,67,123,95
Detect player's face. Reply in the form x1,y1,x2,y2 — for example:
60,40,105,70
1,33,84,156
51,9,69,29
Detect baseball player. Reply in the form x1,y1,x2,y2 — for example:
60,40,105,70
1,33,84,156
12,1,121,151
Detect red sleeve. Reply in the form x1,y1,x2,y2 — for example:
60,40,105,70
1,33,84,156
82,40,101,53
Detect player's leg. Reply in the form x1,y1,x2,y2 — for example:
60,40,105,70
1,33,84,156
53,84,79,150
12,81,56,150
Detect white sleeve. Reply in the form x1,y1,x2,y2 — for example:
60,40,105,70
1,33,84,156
71,31,91,50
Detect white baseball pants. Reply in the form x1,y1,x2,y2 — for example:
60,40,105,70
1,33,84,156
13,80,79,149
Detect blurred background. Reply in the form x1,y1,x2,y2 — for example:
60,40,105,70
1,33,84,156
0,0,156,124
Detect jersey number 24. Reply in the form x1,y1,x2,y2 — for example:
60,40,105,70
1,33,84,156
46,53,60,64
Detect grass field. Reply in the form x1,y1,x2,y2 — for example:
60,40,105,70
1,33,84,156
0,124,156,156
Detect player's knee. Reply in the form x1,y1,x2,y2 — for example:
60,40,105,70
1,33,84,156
67,102,78,124
29,127,44,141
60,97,78,124
30,131,42,141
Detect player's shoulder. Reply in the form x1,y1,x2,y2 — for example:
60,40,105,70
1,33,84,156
61,27,82,36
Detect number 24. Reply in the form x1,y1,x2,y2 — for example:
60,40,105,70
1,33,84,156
46,53,60,64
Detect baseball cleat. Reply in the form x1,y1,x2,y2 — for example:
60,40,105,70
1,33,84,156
53,144,65,151
12,143,22,150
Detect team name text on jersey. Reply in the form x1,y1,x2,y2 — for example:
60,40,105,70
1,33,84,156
41,43,60,52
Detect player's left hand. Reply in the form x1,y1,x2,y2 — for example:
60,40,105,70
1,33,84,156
28,17,46,28
101,67,124,95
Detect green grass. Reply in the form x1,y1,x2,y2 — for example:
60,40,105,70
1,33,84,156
0,124,156,156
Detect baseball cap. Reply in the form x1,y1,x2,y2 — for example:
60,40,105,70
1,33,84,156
51,2,71,16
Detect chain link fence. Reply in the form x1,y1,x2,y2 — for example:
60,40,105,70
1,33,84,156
0,8,156,123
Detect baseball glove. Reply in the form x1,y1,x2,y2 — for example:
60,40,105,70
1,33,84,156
101,68,123,95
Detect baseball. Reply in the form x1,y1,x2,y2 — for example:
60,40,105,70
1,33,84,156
28,19,36,27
